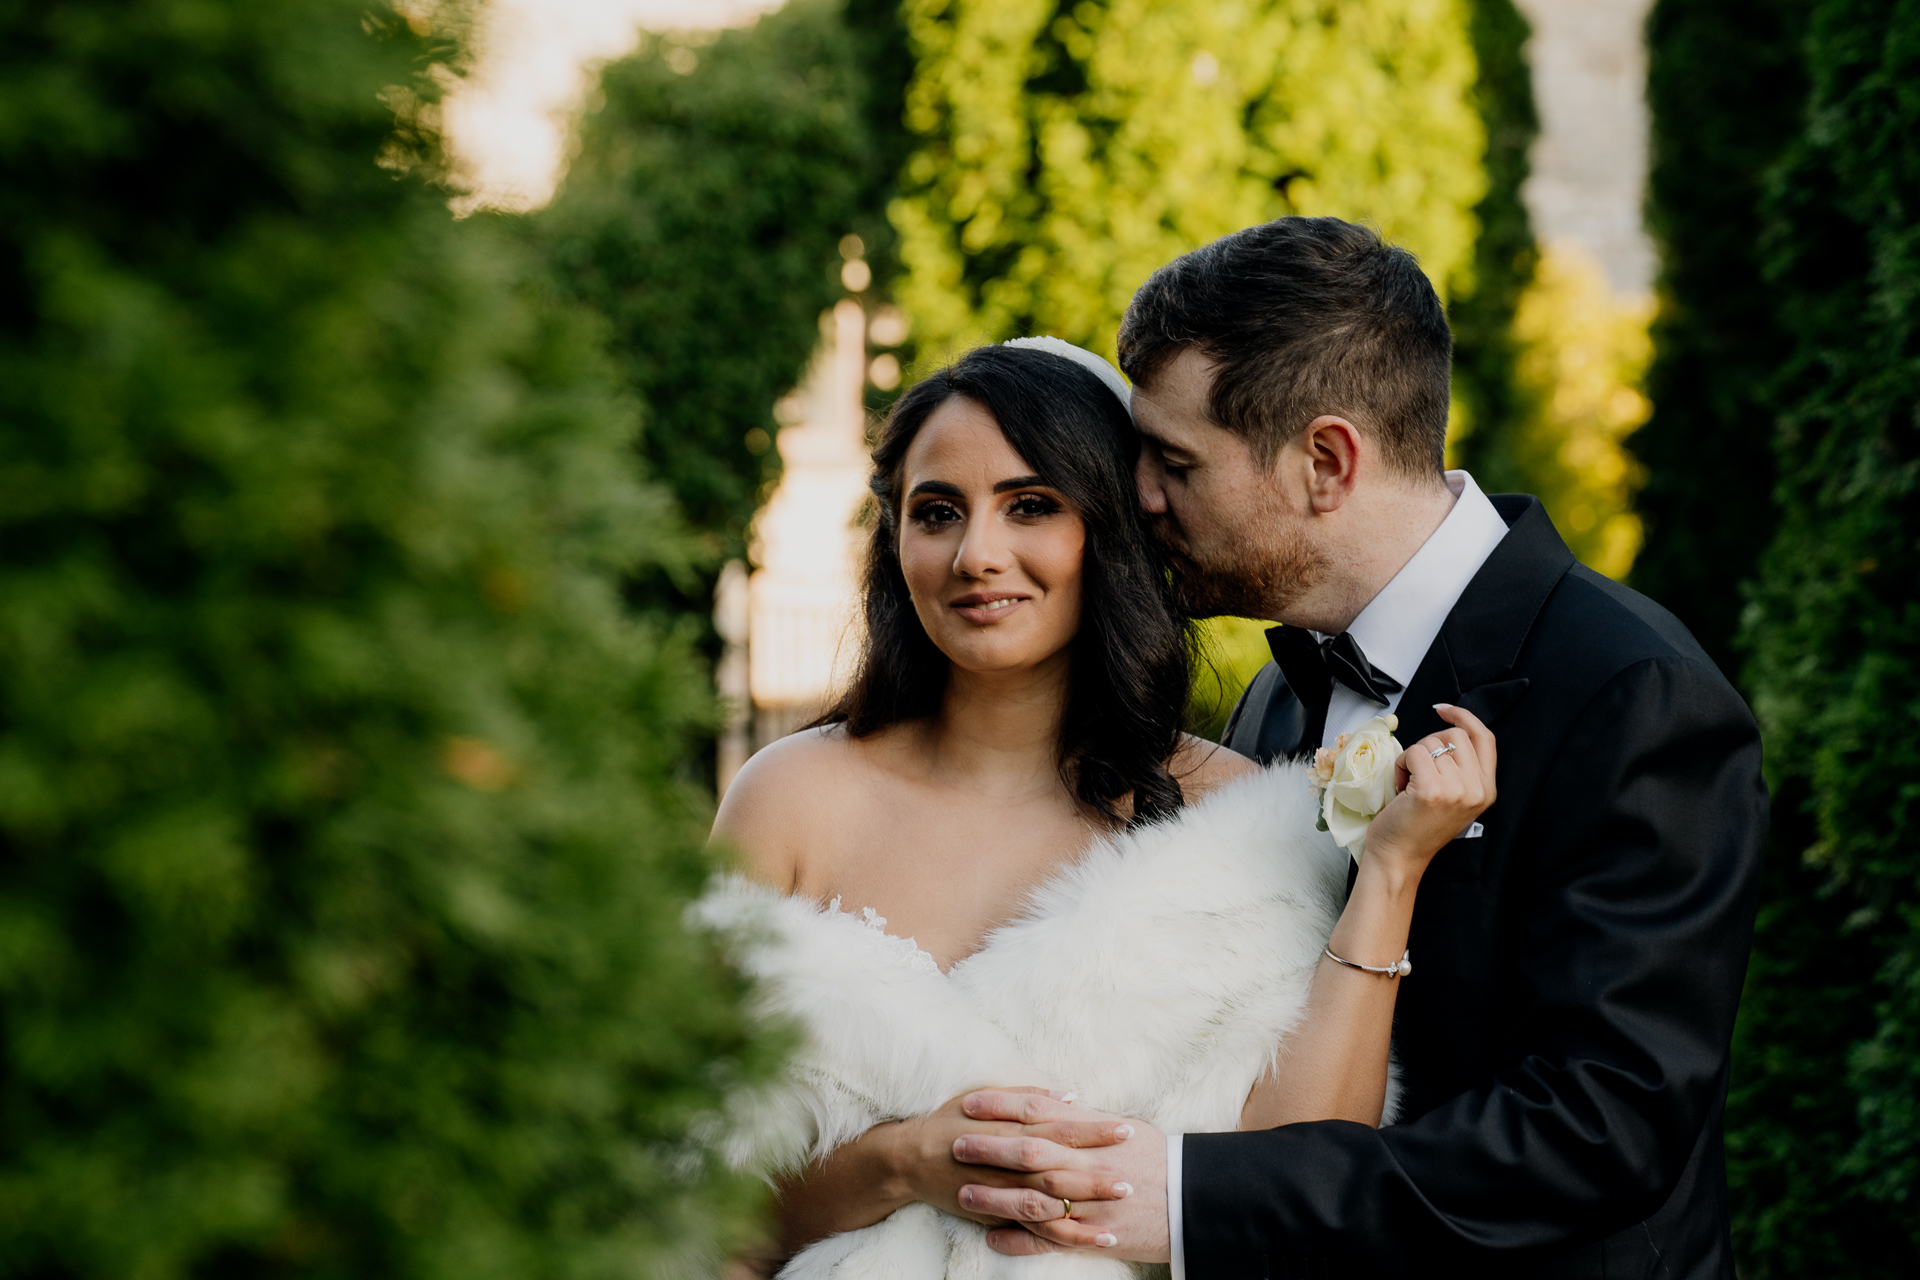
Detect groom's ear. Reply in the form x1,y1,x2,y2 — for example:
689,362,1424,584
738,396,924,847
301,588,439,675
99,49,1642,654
1300,415,1364,512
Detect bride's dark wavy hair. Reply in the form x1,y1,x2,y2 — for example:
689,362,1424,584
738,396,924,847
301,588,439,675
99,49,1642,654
815,344,1192,826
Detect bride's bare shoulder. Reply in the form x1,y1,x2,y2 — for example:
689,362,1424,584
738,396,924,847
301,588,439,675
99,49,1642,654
1171,733,1262,802
709,725,872,892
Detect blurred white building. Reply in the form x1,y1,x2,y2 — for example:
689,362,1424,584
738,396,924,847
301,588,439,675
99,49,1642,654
1514,0,1657,298
715,299,875,793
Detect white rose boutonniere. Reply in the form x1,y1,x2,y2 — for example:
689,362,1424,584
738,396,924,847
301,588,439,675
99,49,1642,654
1306,713,1404,862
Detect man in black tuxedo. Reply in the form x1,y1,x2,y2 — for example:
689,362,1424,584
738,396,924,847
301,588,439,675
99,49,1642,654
951,217,1767,1276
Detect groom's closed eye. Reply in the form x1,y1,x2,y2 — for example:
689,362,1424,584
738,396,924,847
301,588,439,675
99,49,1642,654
1143,440,1195,474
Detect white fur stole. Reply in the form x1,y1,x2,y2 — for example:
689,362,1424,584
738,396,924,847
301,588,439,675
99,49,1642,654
695,764,1361,1279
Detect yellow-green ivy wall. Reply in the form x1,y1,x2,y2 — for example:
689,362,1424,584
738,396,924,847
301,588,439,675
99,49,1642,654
892,0,1488,363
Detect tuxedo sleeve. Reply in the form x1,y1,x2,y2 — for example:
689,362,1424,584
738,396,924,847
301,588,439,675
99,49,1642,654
1183,656,1768,1271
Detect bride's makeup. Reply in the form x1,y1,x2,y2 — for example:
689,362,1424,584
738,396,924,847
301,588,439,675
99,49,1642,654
895,396,1086,673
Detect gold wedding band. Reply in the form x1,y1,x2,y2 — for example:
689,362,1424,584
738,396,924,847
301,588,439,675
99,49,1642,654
1060,1197,1073,1219
1430,743,1457,759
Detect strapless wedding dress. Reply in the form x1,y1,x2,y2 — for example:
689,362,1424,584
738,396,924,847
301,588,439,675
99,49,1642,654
697,764,1385,1278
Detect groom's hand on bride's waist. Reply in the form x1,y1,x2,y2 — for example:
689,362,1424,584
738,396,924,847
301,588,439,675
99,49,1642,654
951,1090,1171,1263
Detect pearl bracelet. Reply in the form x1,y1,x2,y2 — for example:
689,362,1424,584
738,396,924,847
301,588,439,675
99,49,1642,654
1324,946,1413,978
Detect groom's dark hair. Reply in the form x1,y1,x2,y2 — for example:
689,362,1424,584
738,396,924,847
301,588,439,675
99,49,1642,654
1118,217,1452,475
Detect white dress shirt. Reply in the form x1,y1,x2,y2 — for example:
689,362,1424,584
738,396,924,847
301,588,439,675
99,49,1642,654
1167,470,1508,1278
1315,470,1511,747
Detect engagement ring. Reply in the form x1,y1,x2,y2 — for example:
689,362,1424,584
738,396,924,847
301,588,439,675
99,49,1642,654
1430,743,1457,759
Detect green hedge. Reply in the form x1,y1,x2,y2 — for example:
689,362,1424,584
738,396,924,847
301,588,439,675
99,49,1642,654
1740,0,1920,1269
0,3,770,1274
1644,0,1920,1272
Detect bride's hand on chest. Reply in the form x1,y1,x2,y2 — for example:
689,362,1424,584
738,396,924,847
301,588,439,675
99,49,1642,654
1359,703,1498,879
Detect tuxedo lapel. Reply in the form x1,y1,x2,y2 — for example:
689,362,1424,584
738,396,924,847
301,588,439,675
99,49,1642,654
1459,677,1531,726
1333,497,1571,897
1396,496,1573,742
1394,634,1461,746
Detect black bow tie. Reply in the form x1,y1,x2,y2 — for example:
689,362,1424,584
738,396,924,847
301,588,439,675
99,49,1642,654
1268,626,1404,709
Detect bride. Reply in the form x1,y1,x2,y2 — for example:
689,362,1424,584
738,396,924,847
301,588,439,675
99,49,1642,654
705,339,1494,1276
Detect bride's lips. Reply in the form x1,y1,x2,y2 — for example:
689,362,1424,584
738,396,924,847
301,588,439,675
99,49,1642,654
950,591,1031,623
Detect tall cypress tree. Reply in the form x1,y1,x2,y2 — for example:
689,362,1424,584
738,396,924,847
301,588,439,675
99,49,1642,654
0,3,769,1275
1448,0,1539,496
1739,0,1920,1270
1636,8,1839,1271
1632,0,1811,672
1644,1,1920,1272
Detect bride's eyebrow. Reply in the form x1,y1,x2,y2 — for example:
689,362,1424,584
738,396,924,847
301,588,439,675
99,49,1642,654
991,475,1048,493
906,480,963,499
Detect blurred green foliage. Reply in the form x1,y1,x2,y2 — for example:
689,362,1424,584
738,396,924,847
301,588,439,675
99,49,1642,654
1635,0,1810,674
1497,244,1654,579
1644,0,1920,1273
1447,0,1538,485
0,2,774,1275
1187,618,1276,741
533,0,897,570
1452,0,1652,582
891,0,1487,363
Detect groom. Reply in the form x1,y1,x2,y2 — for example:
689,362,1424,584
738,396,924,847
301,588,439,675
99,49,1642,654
950,217,1768,1276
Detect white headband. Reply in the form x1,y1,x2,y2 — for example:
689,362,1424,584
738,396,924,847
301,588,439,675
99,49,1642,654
1001,335,1131,411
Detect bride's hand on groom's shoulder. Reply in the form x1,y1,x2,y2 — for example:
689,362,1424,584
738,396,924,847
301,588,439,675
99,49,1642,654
1363,703,1497,876
949,1091,1172,1263
887,1088,1134,1228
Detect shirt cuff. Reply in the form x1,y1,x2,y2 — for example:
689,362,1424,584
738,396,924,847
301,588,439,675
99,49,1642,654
1166,1131,1185,1280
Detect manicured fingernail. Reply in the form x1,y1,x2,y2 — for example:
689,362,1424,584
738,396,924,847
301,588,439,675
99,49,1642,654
959,1187,974,1207
963,1095,982,1115
953,1138,970,1157
1433,702,1454,710
1114,1124,1134,1139
1049,1090,1078,1102
1096,1233,1118,1248
1113,1182,1134,1197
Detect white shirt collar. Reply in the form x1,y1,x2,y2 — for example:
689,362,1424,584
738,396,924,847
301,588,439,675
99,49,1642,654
1327,471,1509,687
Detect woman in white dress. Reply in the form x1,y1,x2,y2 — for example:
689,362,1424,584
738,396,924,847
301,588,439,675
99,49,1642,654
707,340,1494,1277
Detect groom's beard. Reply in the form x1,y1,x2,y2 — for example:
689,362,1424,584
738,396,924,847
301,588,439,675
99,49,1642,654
1163,520,1329,620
